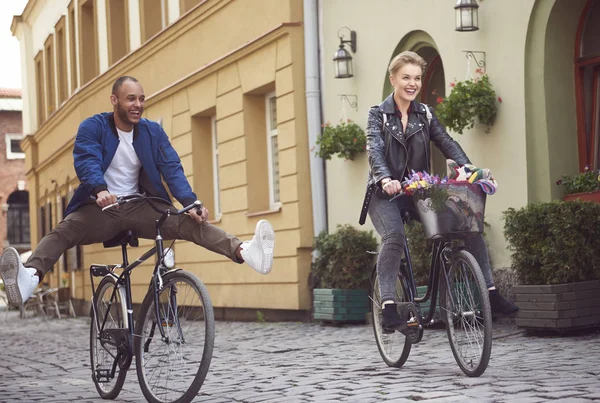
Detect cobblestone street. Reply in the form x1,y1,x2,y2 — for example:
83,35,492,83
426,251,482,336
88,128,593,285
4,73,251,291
0,312,599,402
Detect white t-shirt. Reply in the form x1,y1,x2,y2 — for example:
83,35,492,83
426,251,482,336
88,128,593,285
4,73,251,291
104,128,142,196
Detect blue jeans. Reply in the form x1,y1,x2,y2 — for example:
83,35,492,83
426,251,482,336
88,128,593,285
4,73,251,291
368,194,494,303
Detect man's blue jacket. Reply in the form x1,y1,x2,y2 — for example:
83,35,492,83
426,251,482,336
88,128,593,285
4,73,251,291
64,112,197,216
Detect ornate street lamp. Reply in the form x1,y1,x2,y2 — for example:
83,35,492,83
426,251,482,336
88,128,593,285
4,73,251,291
333,28,357,79
455,0,479,32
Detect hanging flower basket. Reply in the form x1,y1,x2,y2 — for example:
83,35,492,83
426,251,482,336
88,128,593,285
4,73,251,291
435,74,500,135
316,120,367,161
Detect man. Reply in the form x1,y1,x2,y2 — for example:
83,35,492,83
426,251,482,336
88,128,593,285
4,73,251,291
0,76,275,307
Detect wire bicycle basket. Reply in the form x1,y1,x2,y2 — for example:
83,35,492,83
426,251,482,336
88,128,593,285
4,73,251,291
413,183,486,239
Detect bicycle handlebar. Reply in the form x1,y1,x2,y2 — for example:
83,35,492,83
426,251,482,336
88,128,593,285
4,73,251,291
101,193,203,216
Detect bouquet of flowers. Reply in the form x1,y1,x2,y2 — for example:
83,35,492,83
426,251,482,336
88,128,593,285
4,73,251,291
402,170,449,212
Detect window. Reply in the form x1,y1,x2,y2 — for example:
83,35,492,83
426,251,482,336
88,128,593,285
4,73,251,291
191,112,218,219
44,35,56,115
576,0,600,169
266,93,280,208
6,191,30,247
140,0,166,43
55,17,68,104
65,190,82,270
34,51,45,126
79,0,98,84
211,116,221,218
180,0,201,13
106,0,129,65
5,134,25,160
39,205,46,238
68,1,78,93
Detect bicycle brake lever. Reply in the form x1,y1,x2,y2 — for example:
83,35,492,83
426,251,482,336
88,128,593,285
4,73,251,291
102,198,126,212
389,192,405,202
101,202,119,212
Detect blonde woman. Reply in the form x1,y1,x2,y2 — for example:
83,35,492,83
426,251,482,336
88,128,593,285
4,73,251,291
360,51,517,332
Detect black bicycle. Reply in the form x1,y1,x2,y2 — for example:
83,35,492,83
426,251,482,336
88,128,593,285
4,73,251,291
370,190,492,377
89,194,215,403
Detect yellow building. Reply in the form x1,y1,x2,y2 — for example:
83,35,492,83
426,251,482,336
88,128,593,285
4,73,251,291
12,0,320,319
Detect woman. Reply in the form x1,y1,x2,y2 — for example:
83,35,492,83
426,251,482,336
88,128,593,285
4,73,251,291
362,51,517,332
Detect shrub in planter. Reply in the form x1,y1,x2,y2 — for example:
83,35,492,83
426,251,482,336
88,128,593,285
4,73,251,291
316,120,367,161
504,201,600,330
312,225,377,290
312,225,377,322
504,201,600,285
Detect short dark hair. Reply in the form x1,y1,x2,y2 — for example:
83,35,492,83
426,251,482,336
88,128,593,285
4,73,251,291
112,76,139,95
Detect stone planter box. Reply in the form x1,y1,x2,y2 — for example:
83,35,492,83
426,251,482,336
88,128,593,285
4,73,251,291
514,280,600,330
564,190,600,203
313,289,368,323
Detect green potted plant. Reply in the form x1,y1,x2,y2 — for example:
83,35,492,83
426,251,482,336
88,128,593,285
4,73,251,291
315,119,367,161
557,165,600,203
504,201,600,330
312,225,377,322
435,74,500,134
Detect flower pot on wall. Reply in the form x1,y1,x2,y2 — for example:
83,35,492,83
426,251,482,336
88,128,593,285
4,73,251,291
513,280,600,330
563,190,600,203
313,289,369,322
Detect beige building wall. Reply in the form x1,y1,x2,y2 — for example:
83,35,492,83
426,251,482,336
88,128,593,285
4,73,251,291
15,0,313,313
320,0,583,269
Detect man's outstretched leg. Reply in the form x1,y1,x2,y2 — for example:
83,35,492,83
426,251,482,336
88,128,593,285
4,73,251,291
0,204,122,307
128,201,275,274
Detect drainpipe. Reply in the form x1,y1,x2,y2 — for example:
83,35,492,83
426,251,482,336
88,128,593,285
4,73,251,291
303,0,328,241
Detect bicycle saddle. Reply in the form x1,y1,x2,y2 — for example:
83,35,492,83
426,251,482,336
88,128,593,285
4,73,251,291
103,230,139,248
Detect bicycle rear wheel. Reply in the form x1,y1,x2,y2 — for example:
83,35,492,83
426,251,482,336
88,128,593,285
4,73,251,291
371,265,412,368
441,249,492,377
90,275,129,399
135,270,215,403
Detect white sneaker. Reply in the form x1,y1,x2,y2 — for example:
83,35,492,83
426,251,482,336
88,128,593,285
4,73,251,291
241,220,275,275
0,247,39,307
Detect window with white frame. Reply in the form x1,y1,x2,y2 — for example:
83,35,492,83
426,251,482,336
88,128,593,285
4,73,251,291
5,134,25,160
211,116,221,219
265,93,280,208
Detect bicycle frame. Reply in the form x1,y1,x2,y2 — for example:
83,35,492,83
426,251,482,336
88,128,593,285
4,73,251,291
401,236,461,324
90,197,201,378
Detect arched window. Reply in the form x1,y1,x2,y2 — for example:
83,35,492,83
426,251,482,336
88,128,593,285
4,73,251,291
575,0,600,169
6,191,30,247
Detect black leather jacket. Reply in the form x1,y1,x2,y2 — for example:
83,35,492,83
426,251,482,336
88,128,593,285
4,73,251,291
359,93,470,224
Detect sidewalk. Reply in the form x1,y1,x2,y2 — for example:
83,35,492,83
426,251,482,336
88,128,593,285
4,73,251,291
0,311,598,402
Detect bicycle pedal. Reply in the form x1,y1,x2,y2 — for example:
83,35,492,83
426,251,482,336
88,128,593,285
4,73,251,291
94,369,112,383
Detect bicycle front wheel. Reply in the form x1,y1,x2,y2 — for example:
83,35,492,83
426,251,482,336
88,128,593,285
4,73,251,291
135,270,215,403
371,265,412,368
441,249,492,377
90,275,129,399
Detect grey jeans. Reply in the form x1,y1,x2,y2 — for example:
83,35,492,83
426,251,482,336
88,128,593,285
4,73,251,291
368,193,494,303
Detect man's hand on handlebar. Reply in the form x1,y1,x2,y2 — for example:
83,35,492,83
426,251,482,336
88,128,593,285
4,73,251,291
96,190,118,208
189,206,209,224
381,178,403,196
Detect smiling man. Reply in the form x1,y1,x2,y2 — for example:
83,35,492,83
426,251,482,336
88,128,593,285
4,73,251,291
0,76,275,307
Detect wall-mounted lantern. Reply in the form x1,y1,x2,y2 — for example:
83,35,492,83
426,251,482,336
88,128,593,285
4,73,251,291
333,27,357,79
455,0,479,32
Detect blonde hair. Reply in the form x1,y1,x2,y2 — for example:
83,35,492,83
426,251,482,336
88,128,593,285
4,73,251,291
388,51,427,76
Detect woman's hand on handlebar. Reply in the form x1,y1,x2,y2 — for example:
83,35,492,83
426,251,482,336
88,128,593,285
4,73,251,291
189,206,209,224
381,179,403,196
96,190,117,208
